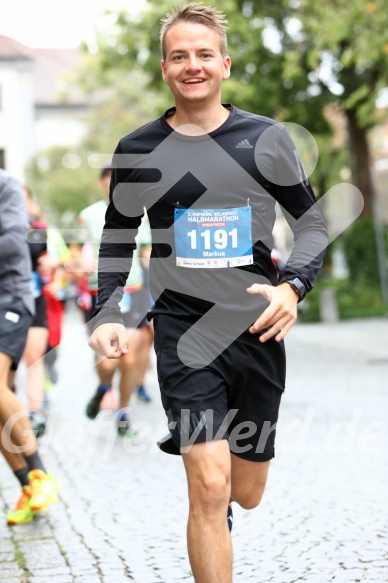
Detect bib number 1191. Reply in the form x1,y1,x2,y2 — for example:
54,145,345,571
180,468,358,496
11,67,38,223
187,228,238,250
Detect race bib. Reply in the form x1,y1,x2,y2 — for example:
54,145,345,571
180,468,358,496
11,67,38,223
174,206,253,268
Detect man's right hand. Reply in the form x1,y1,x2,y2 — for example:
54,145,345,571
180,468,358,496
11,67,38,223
88,323,128,359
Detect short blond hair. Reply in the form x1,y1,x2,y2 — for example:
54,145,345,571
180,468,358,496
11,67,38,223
160,3,228,60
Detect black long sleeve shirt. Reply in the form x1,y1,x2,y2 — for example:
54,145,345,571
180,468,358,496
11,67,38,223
94,105,327,329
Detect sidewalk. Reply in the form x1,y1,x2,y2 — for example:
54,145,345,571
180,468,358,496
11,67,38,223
0,308,387,582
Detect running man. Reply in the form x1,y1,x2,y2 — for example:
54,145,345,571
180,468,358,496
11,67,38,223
89,4,327,581
0,170,60,525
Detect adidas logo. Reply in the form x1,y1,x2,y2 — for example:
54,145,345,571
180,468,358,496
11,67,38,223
236,139,254,149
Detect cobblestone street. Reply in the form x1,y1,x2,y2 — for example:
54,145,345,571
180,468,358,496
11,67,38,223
1,306,387,582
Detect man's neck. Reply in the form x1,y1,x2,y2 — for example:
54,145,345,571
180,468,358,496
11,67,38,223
167,103,230,135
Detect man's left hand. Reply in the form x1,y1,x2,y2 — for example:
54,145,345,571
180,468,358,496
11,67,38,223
247,282,299,342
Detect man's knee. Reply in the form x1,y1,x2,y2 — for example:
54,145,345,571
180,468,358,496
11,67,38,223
119,352,138,370
184,441,231,513
189,470,230,513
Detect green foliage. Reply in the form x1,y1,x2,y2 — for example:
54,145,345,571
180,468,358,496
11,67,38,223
25,146,98,226
342,217,387,285
299,278,388,322
300,217,388,321
298,0,388,128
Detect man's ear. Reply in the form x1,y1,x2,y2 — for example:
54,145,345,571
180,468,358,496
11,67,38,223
223,56,232,80
161,60,167,82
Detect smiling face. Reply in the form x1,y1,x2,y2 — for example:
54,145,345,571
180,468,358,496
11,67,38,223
161,21,231,110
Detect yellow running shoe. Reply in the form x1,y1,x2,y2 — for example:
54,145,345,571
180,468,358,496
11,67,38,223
28,469,60,512
7,486,34,525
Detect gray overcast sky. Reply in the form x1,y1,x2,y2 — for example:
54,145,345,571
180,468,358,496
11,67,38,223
0,0,146,48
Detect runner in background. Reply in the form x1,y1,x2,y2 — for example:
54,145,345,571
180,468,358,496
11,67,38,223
21,189,74,433
43,227,73,394
0,170,60,526
22,188,52,437
79,167,152,434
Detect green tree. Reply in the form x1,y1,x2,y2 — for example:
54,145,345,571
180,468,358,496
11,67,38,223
288,0,388,216
25,146,97,226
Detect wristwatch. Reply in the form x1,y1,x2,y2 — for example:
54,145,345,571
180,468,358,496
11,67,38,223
285,277,306,301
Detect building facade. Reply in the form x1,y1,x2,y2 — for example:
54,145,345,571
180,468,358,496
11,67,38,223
0,36,88,181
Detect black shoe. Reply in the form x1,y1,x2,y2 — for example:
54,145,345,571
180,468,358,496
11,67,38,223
227,502,233,532
29,410,46,438
116,411,131,437
157,433,181,456
85,392,105,419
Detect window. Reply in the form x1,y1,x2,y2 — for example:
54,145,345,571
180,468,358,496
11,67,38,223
0,149,5,169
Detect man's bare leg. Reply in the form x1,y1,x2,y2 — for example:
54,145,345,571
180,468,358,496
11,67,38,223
95,356,117,386
182,440,233,583
22,327,48,411
0,353,38,458
117,328,141,410
0,425,28,471
230,453,270,509
136,324,154,385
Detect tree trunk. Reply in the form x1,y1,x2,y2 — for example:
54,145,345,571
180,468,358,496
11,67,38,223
346,108,374,217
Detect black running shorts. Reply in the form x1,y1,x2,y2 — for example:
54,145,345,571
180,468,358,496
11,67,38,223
0,298,33,370
153,314,286,462
31,294,47,328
